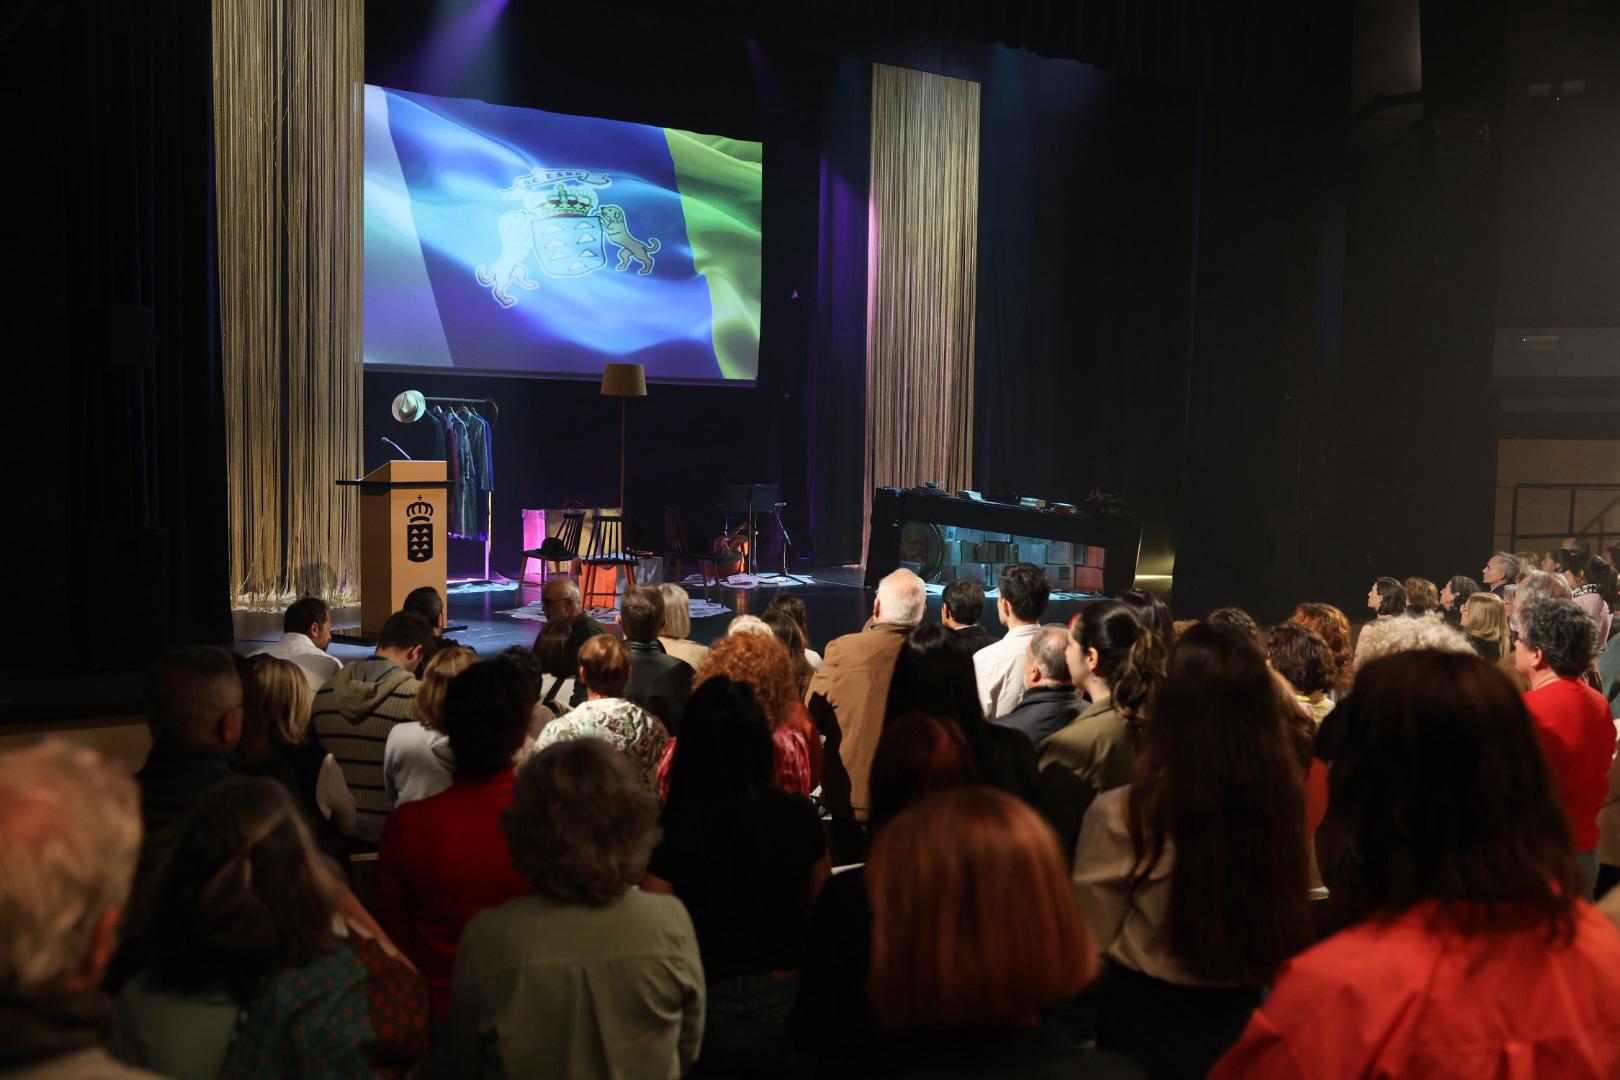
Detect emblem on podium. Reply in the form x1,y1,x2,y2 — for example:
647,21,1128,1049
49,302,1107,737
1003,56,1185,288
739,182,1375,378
406,497,435,563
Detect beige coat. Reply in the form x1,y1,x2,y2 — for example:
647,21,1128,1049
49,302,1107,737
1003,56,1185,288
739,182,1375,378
806,619,910,819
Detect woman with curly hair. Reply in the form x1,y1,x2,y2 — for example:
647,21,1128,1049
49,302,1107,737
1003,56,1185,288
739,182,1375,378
450,738,704,1079
693,631,822,795
1289,602,1354,699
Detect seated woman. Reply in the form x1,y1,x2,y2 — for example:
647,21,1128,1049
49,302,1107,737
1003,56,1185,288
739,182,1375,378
376,660,535,1020
383,643,476,807
1403,576,1441,618
449,738,704,1079
1459,589,1510,662
764,592,821,669
236,653,355,851
657,582,710,671
692,631,821,796
1288,601,1354,701
1438,574,1479,624
1559,550,1615,645
114,778,428,1078
529,634,669,791
763,608,816,699
790,713,979,1078
1039,601,1166,854
1075,623,1312,1079
1266,621,1335,724
645,678,831,1077
866,786,1139,1079
1213,650,1620,1078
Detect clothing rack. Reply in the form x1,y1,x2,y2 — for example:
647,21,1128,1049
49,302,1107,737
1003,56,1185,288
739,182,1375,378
425,396,498,582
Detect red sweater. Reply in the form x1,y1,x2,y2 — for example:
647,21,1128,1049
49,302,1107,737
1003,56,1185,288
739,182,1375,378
375,769,532,1017
1524,678,1616,852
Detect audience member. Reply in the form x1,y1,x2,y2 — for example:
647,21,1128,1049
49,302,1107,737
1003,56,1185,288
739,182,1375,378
1557,550,1614,645
377,660,535,1020
493,643,558,750
312,610,434,844
1352,613,1471,671
450,739,703,1079
1365,576,1406,619
1288,602,1354,699
868,787,1140,1080
1482,552,1519,597
807,568,927,823
619,584,695,736
403,584,461,675
1512,550,1542,579
1267,622,1335,724
884,623,1043,811
237,654,355,851
1215,651,1620,1078
765,592,822,668
1517,597,1615,897
975,563,1052,721
383,644,476,808
791,714,979,1077
1077,623,1312,1078
1402,577,1440,617
530,576,603,708
250,596,341,690
1039,601,1166,854
645,679,830,1076
1118,589,1176,647
764,608,818,698
657,582,710,670
995,623,1082,746
696,630,822,795
1,741,150,1079
530,634,670,791
1438,574,1479,623
940,578,996,655
1206,606,1261,642
116,778,428,1076
1564,535,1594,562
1511,569,1574,631
1459,590,1509,662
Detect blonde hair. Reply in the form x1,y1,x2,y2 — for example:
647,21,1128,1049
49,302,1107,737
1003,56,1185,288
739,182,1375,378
727,615,773,638
414,645,478,729
658,583,692,639
244,654,314,746
0,740,140,992
1461,591,1510,655
1355,617,1473,672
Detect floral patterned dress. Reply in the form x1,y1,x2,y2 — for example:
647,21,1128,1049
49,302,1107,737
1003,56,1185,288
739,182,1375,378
530,697,671,792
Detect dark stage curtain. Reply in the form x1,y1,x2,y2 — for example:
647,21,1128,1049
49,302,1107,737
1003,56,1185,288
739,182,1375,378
8,1,229,677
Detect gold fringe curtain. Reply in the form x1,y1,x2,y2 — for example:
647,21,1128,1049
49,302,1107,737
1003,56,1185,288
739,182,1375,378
215,0,364,607
864,64,981,551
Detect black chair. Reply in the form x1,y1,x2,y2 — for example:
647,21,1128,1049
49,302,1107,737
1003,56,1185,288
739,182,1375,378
520,509,584,589
663,508,721,600
581,513,640,609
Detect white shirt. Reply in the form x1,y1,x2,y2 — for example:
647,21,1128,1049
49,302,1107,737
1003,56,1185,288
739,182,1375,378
974,623,1041,721
250,632,342,691
383,721,455,806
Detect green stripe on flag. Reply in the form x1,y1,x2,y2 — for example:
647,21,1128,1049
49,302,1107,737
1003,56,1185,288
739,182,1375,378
665,128,763,381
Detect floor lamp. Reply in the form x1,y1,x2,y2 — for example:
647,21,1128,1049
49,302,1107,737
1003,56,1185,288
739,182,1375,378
600,363,647,516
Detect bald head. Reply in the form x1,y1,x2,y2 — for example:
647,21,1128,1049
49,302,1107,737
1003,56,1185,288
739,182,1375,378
1026,624,1073,687
874,569,927,628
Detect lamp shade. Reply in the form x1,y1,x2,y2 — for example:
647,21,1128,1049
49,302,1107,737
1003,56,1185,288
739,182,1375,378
600,363,648,397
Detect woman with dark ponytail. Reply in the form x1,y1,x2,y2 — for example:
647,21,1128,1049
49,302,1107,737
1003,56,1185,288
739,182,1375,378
114,778,428,1078
1037,599,1168,856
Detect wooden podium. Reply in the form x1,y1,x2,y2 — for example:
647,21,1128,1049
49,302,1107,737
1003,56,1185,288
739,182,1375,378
338,461,448,637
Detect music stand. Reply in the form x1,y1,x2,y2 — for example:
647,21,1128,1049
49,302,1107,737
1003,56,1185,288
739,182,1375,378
722,483,807,585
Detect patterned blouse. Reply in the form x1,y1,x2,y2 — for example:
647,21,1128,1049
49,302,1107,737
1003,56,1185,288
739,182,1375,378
532,697,671,792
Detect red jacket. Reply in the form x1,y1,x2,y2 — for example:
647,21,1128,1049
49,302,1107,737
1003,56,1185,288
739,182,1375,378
1525,677,1616,852
1211,900,1620,1079
375,769,532,1017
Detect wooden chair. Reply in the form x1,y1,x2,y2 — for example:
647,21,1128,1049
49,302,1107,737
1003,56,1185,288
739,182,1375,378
520,509,584,588
581,513,639,609
663,507,721,600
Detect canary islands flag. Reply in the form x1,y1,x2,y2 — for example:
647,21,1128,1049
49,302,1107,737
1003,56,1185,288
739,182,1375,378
364,85,762,383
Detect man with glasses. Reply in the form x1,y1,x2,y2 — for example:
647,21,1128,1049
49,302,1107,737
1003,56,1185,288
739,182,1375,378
531,577,605,708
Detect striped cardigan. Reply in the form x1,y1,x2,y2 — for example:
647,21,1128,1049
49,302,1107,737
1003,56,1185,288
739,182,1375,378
312,657,420,844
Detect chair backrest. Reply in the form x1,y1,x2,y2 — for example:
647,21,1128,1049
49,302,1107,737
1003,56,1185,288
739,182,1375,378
664,508,688,555
555,510,585,553
586,514,624,560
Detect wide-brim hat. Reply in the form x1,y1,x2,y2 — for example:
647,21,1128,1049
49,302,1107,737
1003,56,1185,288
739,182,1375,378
391,389,427,424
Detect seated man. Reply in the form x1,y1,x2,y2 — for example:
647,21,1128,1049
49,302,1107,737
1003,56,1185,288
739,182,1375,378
941,578,996,655
403,585,465,675
994,625,1080,747
974,564,1051,721
807,569,927,827
531,576,604,708
0,741,152,1078
312,611,434,845
1481,552,1520,599
251,596,340,690
618,584,694,736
